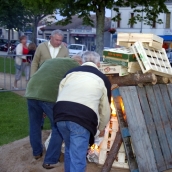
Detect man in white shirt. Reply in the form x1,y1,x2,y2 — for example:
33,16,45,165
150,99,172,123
31,29,69,76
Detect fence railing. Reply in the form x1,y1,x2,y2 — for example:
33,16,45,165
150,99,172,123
0,54,32,92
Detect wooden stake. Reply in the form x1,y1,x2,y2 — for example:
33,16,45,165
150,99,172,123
100,130,123,172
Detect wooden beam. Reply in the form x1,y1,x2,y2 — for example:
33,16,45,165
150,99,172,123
100,130,122,172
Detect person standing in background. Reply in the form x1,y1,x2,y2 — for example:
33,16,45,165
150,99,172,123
13,35,30,89
31,29,69,76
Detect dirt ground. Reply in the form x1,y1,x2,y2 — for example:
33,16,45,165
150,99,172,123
0,130,129,172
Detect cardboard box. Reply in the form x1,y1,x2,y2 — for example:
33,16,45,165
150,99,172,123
103,48,137,67
99,63,128,76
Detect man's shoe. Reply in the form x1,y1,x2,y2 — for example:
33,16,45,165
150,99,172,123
34,153,43,160
42,162,60,169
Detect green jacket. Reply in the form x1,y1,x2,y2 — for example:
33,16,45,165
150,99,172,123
25,58,79,102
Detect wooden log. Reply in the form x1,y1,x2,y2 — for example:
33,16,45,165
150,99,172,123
156,76,169,84
108,73,157,86
101,130,123,172
168,77,172,83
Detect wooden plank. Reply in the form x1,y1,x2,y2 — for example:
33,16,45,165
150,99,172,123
145,86,172,169
152,85,172,157
119,86,158,172
114,96,138,171
137,86,166,171
117,33,163,43
128,62,141,73
167,84,172,101
159,84,172,126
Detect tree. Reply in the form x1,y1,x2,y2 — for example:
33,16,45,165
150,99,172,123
22,0,168,56
0,0,30,46
20,0,59,44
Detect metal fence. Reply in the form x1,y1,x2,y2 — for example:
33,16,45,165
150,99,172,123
0,54,31,92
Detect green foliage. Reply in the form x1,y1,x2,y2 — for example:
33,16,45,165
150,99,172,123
113,0,169,26
0,0,30,30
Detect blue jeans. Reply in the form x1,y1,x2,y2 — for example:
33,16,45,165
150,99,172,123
57,121,90,172
27,99,63,163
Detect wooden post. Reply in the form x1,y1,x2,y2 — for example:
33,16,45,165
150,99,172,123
100,130,122,172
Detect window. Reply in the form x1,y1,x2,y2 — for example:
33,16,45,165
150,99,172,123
117,13,121,28
130,13,134,28
166,12,171,28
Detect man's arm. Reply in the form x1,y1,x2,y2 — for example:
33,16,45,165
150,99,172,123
30,47,41,76
98,88,111,131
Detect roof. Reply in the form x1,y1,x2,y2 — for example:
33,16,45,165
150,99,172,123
41,15,111,32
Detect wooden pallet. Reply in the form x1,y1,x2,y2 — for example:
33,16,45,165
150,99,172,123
117,33,163,50
131,41,172,77
98,116,129,169
118,84,172,172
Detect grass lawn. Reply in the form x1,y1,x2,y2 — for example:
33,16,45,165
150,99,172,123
0,57,15,74
0,92,51,146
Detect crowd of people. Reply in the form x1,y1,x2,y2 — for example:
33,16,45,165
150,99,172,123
16,29,111,172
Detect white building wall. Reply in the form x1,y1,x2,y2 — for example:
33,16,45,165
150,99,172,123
111,3,172,36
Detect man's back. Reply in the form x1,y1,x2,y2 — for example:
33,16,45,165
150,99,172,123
25,58,79,103
54,62,111,145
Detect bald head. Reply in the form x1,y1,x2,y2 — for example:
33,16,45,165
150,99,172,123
71,55,82,65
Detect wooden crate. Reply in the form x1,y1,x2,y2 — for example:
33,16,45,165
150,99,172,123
98,116,129,169
131,41,172,77
117,33,163,50
127,62,141,73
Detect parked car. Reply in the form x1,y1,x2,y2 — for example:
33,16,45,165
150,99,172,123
0,39,8,51
7,40,32,55
68,44,87,57
37,38,47,46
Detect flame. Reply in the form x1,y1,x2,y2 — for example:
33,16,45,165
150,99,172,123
119,98,125,114
90,144,99,152
111,97,116,116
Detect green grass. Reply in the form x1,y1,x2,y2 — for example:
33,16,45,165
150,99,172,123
0,92,51,146
0,57,15,74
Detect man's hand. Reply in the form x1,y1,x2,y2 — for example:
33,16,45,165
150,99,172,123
99,130,105,137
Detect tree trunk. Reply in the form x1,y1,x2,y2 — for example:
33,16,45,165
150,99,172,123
101,130,122,172
32,16,39,45
96,6,105,58
108,73,157,86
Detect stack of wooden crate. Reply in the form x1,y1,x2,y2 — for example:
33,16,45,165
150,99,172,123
102,33,172,79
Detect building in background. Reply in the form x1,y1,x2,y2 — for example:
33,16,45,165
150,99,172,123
0,27,20,40
111,1,172,48
39,15,111,50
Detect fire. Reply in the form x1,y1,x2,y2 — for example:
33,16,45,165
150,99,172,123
90,144,99,152
119,97,125,114
111,97,116,116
